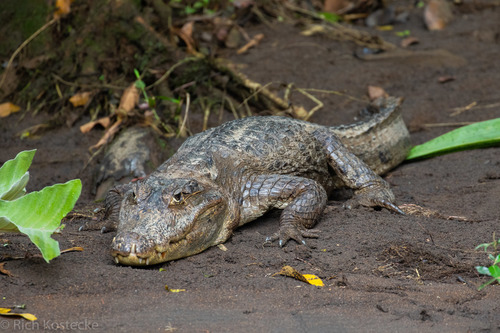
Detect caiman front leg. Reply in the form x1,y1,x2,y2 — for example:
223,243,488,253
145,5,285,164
238,174,328,247
313,129,404,214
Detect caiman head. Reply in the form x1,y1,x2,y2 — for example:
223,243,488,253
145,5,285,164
107,175,237,266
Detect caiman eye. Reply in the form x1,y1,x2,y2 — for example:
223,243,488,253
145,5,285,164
172,191,183,203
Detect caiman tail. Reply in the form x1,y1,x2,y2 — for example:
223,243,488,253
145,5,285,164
332,96,411,175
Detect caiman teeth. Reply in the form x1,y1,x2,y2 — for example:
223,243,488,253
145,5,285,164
138,258,144,265
114,256,120,264
146,258,150,265
130,243,136,254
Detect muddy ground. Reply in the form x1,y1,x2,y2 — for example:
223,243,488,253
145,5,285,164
1,2,500,332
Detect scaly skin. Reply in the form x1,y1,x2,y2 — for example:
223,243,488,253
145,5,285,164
107,96,410,266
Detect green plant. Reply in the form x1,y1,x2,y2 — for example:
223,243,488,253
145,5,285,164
406,117,500,160
0,150,81,262
475,234,500,290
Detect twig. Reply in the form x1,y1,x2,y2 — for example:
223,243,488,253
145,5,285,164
51,73,126,90
147,57,199,90
0,18,57,90
177,93,190,138
450,101,477,117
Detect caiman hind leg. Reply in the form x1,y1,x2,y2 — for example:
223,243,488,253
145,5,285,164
313,129,404,214
239,174,327,247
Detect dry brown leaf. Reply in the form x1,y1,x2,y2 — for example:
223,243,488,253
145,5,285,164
400,36,419,48
323,0,351,13
69,91,92,107
90,119,123,151
54,0,74,19
438,76,455,83
0,262,13,277
60,247,84,254
0,102,21,118
236,33,264,54
424,0,453,31
118,84,139,116
80,116,111,133
173,22,197,54
367,85,388,101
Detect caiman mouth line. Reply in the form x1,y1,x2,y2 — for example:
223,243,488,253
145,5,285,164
112,198,223,265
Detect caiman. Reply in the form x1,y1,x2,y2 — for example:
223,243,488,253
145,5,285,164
105,96,410,266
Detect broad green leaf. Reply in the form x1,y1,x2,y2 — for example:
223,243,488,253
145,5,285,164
476,266,491,276
0,149,35,199
0,179,82,262
0,216,20,232
488,265,500,278
406,118,500,160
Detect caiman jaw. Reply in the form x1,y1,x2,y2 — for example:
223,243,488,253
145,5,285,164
111,200,226,266
111,234,191,266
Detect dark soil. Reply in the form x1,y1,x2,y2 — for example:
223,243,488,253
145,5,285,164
1,2,500,332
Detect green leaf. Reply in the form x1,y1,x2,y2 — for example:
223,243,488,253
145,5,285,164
0,149,36,199
476,266,491,276
319,12,341,23
406,118,500,160
488,265,500,278
135,80,146,90
0,179,82,262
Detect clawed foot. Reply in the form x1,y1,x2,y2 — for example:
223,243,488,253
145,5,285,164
265,223,320,247
343,186,404,215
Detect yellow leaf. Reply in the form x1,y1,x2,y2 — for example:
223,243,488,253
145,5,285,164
69,91,91,107
165,285,186,293
0,308,37,321
302,274,325,287
274,265,324,286
376,25,393,31
54,0,74,19
0,102,21,118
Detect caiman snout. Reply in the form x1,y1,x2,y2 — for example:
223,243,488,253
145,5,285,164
111,231,159,266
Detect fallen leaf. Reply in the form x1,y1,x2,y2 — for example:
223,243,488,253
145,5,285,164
54,0,74,19
367,85,388,101
273,265,324,286
0,262,13,277
401,36,419,48
165,285,186,293
424,0,453,31
176,22,197,54
303,274,325,287
217,244,228,252
118,84,139,116
79,116,111,133
89,118,123,151
60,246,84,254
438,76,455,83
0,308,37,321
69,91,92,107
0,102,21,118
323,0,351,13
